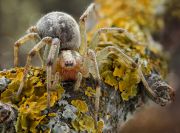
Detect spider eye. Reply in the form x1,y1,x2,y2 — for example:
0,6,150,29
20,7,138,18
65,61,74,67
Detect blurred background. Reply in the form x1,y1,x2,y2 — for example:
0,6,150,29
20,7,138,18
0,0,180,132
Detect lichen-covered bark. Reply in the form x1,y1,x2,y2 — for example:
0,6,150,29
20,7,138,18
0,66,173,132
0,0,175,133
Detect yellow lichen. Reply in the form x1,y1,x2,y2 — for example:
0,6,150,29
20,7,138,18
118,69,140,100
72,113,95,132
97,120,104,133
86,0,168,101
85,87,96,97
18,92,59,132
113,66,125,78
90,0,165,42
0,0,170,132
72,115,104,133
102,71,118,89
71,100,89,113
0,67,65,132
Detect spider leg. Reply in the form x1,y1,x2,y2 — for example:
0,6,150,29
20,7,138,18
43,45,51,67
51,72,60,91
79,3,97,56
27,26,45,67
89,27,140,50
43,40,60,68
46,38,60,108
89,27,158,100
74,72,83,91
96,46,158,99
14,32,41,66
26,26,39,33
79,3,101,123
87,49,101,122
16,37,52,97
37,51,45,67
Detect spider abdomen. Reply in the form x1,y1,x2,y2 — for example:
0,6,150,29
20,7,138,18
36,12,81,50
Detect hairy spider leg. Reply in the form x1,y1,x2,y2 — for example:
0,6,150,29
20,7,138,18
79,3,97,56
14,32,41,67
26,26,39,33
14,26,45,67
79,3,102,123
96,46,158,100
43,45,51,67
27,26,45,66
74,72,82,91
43,37,61,68
89,27,141,50
52,72,60,90
88,27,160,99
16,37,52,97
87,49,101,122
46,38,60,108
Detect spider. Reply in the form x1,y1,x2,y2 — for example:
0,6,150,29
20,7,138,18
13,3,173,122
14,3,102,121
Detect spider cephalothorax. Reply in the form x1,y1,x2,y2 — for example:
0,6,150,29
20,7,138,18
55,50,83,81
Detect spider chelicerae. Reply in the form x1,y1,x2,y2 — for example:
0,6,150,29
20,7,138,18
13,3,173,122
